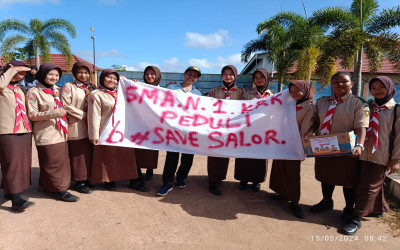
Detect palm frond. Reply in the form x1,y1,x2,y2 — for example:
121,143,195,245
241,39,267,63
367,6,400,34
0,19,30,40
42,18,76,38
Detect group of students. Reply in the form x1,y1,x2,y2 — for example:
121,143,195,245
0,60,399,236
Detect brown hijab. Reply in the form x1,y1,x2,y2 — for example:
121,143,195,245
99,69,119,90
4,60,29,85
72,62,92,85
369,76,396,106
221,65,237,90
289,80,314,104
143,65,161,86
36,63,62,88
253,68,270,94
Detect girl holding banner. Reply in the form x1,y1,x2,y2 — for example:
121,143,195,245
27,63,79,202
207,65,246,196
234,68,273,192
269,80,318,218
62,62,95,194
348,76,400,235
309,72,368,233
0,61,35,211
129,66,161,192
88,69,138,191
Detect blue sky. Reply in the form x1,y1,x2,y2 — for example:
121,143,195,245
0,0,399,73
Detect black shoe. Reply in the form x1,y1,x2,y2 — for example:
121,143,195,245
341,207,354,223
238,181,248,190
52,191,80,202
4,193,29,201
289,202,305,219
366,212,384,218
310,199,334,213
342,216,361,235
11,200,35,211
270,194,285,200
209,184,222,196
252,182,261,192
84,180,96,189
145,169,154,181
74,182,93,194
103,181,117,191
128,180,149,192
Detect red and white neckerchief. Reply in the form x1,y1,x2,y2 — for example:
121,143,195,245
320,97,344,135
7,85,31,133
255,91,270,98
365,104,389,153
41,88,68,134
296,104,303,111
98,86,118,126
75,82,91,112
222,87,234,99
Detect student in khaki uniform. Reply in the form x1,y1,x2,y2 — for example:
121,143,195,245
235,68,273,192
88,69,138,191
207,65,245,196
0,61,35,211
129,66,162,192
61,62,95,194
310,72,369,230
343,76,400,235
270,80,319,218
27,63,79,202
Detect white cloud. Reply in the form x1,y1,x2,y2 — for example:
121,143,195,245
184,29,231,49
74,49,127,62
121,54,244,74
0,0,59,7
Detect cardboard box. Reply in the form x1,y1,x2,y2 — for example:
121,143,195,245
302,131,356,157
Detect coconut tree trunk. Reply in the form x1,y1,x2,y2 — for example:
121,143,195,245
352,47,363,97
35,45,40,69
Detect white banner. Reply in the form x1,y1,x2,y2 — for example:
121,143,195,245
99,79,305,160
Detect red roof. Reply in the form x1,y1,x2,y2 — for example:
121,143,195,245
0,54,102,71
287,52,399,75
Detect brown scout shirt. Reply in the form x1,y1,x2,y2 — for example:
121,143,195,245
61,81,92,140
0,68,31,134
26,82,67,146
243,88,274,100
208,85,245,100
297,100,319,137
87,89,115,141
316,92,369,135
360,99,400,166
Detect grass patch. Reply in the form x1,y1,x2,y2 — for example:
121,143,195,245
383,180,400,237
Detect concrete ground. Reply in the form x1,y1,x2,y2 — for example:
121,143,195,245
1,146,399,250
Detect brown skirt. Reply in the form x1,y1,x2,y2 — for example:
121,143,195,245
91,145,138,183
135,148,158,169
68,138,93,181
0,133,32,194
234,158,267,183
315,156,360,186
207,156,230,184
37,141,71,192
355,160,390,217
270,160,301,203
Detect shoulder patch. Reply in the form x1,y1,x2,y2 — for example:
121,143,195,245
363,105,370,117
62,87,71,96
89,95,96,104
27,92,37,105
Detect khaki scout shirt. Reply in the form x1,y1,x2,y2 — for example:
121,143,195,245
0,68,31,134
243,88,274,100
360,99,400,166
316,92,369,135
208,85,245,100
26,83,67,146
297,100,319,137
87,89,115,140
62,81,93,140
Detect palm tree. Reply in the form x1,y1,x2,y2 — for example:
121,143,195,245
241,11,323,91
311,0,400,96
0,18,76,69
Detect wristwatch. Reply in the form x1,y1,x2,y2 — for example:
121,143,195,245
355,143,364,151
